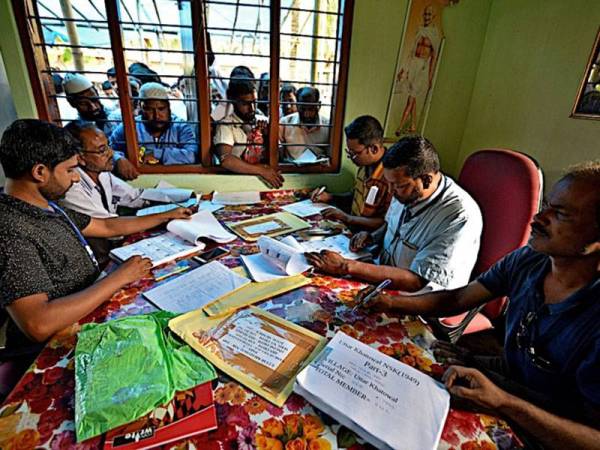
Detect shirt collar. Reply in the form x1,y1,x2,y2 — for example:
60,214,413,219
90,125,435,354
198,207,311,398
407,173,447,216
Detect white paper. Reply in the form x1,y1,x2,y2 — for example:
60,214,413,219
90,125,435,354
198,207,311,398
243,220,282,235
135,198,197,216
240,236,310,282
109,232,204,267
295,332,450,450
141,187,195,203
302,234,369,260
167,210,236,245
281,199,330,218
219,315,295,370
197,201,225,213
212,191,261,205
143,261,250,313
290,149,329,166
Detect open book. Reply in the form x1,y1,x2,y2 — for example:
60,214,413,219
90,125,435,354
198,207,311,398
295,332,450,450
240,234,368,282
110,211,236,267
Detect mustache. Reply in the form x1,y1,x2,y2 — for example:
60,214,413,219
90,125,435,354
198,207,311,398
531,222,548,236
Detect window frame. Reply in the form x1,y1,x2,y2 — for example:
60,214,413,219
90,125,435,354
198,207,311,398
13,0,355,175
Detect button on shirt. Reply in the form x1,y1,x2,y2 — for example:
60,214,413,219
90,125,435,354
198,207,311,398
477,246,600,415
279,112,330,160
0,194,99,352
110,115,197,165
213,111,269,162
381,175,482,289
62,168,146,218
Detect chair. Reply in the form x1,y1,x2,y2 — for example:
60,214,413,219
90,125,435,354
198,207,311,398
432,149,543,342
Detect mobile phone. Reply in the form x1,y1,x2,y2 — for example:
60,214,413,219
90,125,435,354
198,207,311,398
193,247,229,264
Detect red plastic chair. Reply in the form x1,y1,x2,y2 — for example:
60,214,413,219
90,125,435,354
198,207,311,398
435,149,543,342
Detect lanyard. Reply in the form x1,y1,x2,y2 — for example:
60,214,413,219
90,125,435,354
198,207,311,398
48,202,100,270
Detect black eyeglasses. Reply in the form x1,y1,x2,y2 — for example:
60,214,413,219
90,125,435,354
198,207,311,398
515,310,556,372
81,145,111,156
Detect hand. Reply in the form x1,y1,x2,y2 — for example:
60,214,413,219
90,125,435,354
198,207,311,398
443,366,511,410
321,207,349,224
304,250,349,276
350,231,372,252
310,188,333,203
115,158,139,180
432,340,472,366
112,255,153,286
258,165,284,189
367,291,395,311
256,119,269,135
162,207,195,221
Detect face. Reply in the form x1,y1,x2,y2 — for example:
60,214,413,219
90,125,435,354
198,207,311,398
141,99,171,132
529,177,600,257
71,88,105,121
423,6,433,26
233,91,257,122
78,128,114,173
281,92,297,116
384,166,424,206
345,138,381,167
108,75,117,89
297,98,320,125
39,155,81,201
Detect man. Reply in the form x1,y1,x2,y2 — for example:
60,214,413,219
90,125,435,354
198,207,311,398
279,86,330,160
62,121,146,218
0,119,193,356
213,77,284,188
368,162,600,448
62,73,138,180
306,136,482,292
280,83,297,117
110,82,197,165
310,115,392,231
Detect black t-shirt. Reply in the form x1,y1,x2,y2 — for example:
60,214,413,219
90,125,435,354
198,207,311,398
0,194,99,353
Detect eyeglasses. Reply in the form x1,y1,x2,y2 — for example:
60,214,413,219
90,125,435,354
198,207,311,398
81,145,112,156
515,310,556,372
345,145,369,159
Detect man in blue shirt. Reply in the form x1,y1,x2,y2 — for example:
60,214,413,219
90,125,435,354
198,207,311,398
110,83,197,165
368,162,600,447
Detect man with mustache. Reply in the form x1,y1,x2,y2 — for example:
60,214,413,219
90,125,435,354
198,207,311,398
110,82,197,165
279,86,330,160
367,162,600,448
62,73,139,180
306,136,482,292
0,120,193,366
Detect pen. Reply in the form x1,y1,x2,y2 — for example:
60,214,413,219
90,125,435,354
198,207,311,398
353,279,392,311
314,185,326,198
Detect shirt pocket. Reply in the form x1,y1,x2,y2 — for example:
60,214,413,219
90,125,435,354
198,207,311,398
396,240,418,269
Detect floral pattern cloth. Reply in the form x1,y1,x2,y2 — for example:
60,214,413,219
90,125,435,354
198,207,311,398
0,190,523,450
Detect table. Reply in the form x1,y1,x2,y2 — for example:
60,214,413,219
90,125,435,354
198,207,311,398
0,190,523,450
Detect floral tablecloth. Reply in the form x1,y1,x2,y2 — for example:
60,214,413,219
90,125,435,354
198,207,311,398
0,190,523,450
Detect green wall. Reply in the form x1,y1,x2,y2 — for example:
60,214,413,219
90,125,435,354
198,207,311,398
458,0,600,186
0,0,491,189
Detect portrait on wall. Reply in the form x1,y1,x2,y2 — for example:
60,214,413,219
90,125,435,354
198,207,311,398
571,27,600,120
384,0,458,139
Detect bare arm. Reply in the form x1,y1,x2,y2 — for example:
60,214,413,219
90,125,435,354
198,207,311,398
346,259,427,292
6,256,151,342
217,144,284,188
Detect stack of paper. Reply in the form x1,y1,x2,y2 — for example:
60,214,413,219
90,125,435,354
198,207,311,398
281,199,330,218
295,332,450,450
136,198,197,217
212,191,261,205
289,149,329,166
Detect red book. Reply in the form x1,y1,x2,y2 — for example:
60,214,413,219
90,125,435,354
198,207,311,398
103,382,217,449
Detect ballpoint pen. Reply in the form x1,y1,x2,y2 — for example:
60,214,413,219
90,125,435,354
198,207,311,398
313,185,326,200
352,279,392,311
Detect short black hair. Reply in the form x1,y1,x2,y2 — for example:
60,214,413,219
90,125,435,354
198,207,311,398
0,119,80,179
382,135,440,177
297,86,319,103
344,115,383,146
280,83,296,98
64,120,100,148
226,76,256,100
230,66,255,79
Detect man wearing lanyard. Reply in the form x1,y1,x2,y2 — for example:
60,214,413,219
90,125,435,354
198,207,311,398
0,120,193,371
367,162,600,448
306,136,483,292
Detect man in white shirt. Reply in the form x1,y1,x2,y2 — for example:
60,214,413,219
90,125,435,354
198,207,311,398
213,77,284,188
279,86,330,160
306,136,483,292
62,121,146,218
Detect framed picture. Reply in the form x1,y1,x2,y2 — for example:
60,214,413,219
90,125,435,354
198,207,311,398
571,27,600,120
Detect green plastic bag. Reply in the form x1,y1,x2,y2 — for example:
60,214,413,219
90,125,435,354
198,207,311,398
74,311,216,442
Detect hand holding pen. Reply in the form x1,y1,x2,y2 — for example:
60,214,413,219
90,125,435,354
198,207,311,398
352,279,392,311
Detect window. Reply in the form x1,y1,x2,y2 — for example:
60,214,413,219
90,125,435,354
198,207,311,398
14,0,354,174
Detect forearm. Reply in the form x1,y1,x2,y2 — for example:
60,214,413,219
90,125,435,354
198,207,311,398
346,260,426,292
101,213,170,236
499,394,600,450
221,154,263,176
345,215,385,231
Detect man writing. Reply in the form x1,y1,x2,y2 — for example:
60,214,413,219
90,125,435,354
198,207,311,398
310,116,392,231
367,162,600,448
213,77,284,188
307,136,482,292
0,120,193,356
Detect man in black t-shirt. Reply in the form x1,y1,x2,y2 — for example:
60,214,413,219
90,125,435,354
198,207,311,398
0,119,194,357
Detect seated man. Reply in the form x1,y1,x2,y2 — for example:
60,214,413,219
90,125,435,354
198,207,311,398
213,77,284,188
310,115,393,230
369,162,600,447
279,86,330,160
110,82,197,165
62,73,138,180
0,119,193,357
306,136,483,292
62,121,146,217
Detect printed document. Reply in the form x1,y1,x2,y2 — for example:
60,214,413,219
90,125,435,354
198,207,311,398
212,191,261,205
281,199,330,218
240,236,311,281
136,197,197,216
